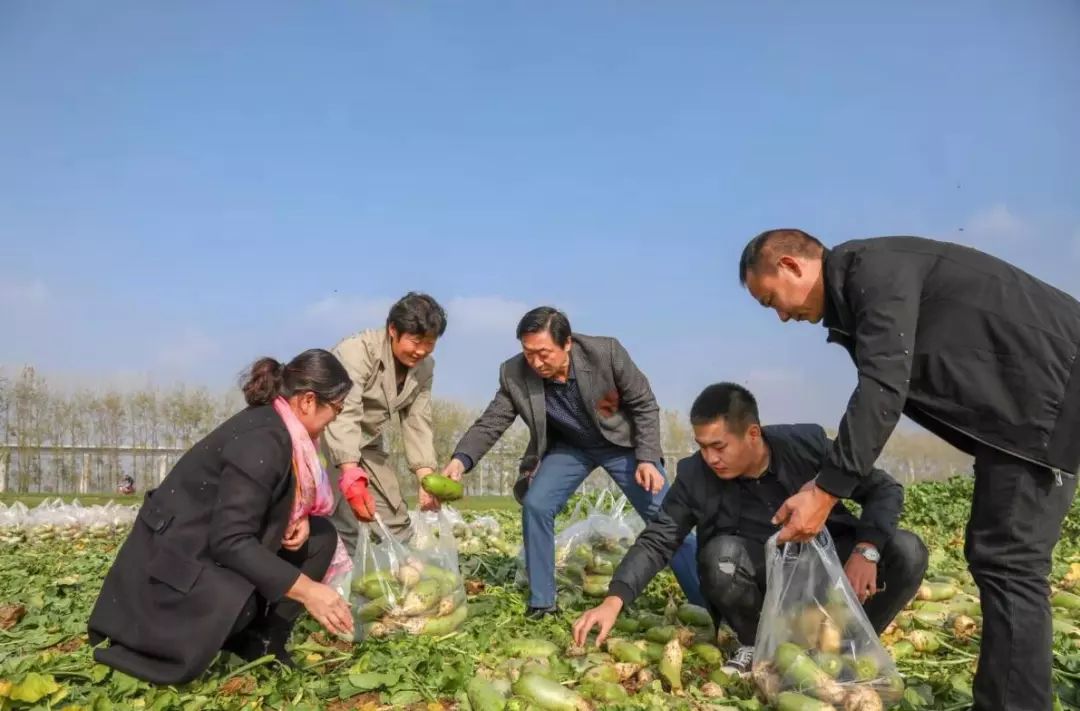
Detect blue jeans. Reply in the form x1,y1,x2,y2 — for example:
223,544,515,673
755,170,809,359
521,443,704,609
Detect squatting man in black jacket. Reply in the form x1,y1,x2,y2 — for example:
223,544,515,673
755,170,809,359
739,230,1080,711
572,383,928,675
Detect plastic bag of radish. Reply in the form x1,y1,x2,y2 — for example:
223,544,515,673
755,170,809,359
752,530,903,711
346,514,467,641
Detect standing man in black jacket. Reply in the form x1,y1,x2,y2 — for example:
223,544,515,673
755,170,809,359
740,230,1080,711
573,383,927,674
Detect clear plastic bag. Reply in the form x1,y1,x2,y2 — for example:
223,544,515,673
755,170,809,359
345,514,467,641
514,490,638,596
752,530,902,710
0,502,27,546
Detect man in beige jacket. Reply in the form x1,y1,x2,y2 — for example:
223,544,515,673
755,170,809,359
323,292,447,547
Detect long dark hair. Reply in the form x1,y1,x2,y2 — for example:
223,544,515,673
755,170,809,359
241,349,352,407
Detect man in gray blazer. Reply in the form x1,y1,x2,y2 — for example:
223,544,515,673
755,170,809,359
442,307,703,618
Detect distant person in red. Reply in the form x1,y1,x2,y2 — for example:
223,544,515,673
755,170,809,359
118,475,135,496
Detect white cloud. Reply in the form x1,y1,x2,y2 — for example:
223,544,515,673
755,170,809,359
303,294,395,335
156,327,220,371
447,295,530,336
961,204,1031,243
0,277,50,308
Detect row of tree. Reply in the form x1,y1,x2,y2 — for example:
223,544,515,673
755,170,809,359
0,365,969,495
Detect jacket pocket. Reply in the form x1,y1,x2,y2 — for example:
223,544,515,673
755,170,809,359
137,501,174,534
147,546,204,594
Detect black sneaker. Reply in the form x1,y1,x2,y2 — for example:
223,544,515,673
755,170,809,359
525,604,559,620
721,645,754,675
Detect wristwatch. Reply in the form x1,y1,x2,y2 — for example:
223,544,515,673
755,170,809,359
855,544,881,563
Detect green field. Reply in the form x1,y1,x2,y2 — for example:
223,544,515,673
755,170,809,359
1,478,1079,710
0,493,520,513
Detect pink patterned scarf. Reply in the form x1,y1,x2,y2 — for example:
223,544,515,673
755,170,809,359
272,396,352,583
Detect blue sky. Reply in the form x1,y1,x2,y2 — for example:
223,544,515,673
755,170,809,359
2,1,1079,427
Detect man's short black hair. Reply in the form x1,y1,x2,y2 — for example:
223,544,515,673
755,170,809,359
690,382,761,435
739,228,825,286
387,292,448,337
516,306,572,347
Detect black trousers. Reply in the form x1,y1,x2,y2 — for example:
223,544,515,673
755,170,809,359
698,528,929,647
226,515,338,642
965,447,1077,711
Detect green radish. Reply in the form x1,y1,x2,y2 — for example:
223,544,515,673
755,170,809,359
676,604,713,628
636,612,665,630
917,582,957,602
709,667,737,687
582,577,610,598
813,652,843,679
906,630,941,653
353,571,400,600
467,677,508,711
843,654,880,681
586,557,614,576
416,603,468,635
635,640,664,663
420,474,463,501
569,545,592,567
511,673,590,711
420,564,460,588
775,691,838,711
774,643,844,704
581,681,627,702
581,664,620,685
658,638,683,692
521,660,556,680
645,625,679,644
911,600,949,613
929,574,961,585
949,600,982,618
890,640,915,661
1052,617,1080,637
563,563,587,583
1052,590,1080,611
912,609,948,629
608,639,646,664
507,639,560,659
356,595,392,622
401,578,443,615
613,617,640,634
690,642,723,665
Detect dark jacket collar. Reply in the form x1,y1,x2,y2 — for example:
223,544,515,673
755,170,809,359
821,247,853,336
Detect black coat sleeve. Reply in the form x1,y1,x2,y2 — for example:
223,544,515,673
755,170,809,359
607,460,698,606
208,427,301,602
817,253,922,497
834,438,905,549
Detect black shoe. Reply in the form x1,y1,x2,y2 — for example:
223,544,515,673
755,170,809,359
525,604,559,620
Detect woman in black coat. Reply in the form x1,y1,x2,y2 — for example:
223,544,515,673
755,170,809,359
88,349,357,684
